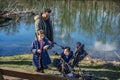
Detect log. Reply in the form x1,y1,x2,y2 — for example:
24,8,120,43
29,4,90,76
0,9,37,24
0,71,4,80
0,9,37,16
0,68,72,80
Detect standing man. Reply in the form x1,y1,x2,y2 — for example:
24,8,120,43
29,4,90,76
34,8,53,43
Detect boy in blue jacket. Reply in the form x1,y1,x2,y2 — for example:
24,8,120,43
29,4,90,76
53,47,73,74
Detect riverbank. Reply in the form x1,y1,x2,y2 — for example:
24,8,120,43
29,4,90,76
0,54,120,80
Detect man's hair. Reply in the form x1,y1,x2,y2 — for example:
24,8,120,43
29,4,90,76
44,8,51,13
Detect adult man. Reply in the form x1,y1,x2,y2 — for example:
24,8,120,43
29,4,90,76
34,8,53,42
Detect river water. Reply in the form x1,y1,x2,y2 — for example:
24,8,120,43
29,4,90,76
0,0,120,61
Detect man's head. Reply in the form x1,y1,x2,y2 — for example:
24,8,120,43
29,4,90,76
42,8,51,20
64,47,70,56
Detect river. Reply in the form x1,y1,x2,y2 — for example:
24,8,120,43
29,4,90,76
0,0,120,61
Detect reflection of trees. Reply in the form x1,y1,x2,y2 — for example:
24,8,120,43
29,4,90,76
0,20,19,35
52,1,78,43
0,0,55,35
52,1,120,44
0,0,120,44
0,14,34,35
75,1,120,43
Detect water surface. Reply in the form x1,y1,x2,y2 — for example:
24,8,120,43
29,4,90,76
0,0,120,61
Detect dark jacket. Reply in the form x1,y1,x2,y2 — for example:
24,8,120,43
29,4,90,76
31,37,51,67
34,15,53,42
61,51,73,63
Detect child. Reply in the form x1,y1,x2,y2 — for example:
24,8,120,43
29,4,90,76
31,30,51,73
53,47,73,74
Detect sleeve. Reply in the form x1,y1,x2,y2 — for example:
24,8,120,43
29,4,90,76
60,52,64,58
31,41,37,53
44,37,52,49
49,19,54,42
69,51,73,58
34,19,40,33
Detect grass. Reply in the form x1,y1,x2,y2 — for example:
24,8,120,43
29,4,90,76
0,54,120,80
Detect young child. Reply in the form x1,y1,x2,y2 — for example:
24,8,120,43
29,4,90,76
31,30,51,73
53,47,73,74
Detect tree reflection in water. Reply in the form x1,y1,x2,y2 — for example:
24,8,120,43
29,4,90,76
0,0,120,61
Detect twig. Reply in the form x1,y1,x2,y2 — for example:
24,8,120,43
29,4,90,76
114,51,120,60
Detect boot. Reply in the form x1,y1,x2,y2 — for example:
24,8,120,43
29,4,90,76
36,67,41,72
40,68,44,73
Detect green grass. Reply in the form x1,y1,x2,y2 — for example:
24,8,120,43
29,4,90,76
0,54,120,80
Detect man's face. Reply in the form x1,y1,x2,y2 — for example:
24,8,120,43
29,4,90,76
46,12,50,18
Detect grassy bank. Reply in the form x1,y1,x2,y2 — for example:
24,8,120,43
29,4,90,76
0,54,120,80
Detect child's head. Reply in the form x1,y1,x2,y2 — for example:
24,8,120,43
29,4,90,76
76,42,84,49
64,47,70,56
36,30,45,40
76,42,81,49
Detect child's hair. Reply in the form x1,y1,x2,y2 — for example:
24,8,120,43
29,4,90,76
76,42,84,49
76,42,81,49
35,29,44,38
64,46,70,51
37,30,44,35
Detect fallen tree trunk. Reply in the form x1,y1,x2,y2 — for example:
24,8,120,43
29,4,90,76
0,68,73,80
0,9,37,16
0,9,38,25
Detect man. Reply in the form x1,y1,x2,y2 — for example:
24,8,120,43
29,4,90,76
31,30,52,73
34,8,53,42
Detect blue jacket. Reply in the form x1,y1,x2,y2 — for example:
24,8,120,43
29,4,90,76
61,51,73,63
31,37,51,67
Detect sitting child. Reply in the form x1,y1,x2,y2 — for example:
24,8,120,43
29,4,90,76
53,46,73,74
70,42,88,67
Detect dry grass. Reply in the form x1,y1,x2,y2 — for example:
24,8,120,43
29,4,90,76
0,54,120,80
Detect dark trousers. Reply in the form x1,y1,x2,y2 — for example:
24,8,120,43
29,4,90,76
53,58,70,74
37,56,44,72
